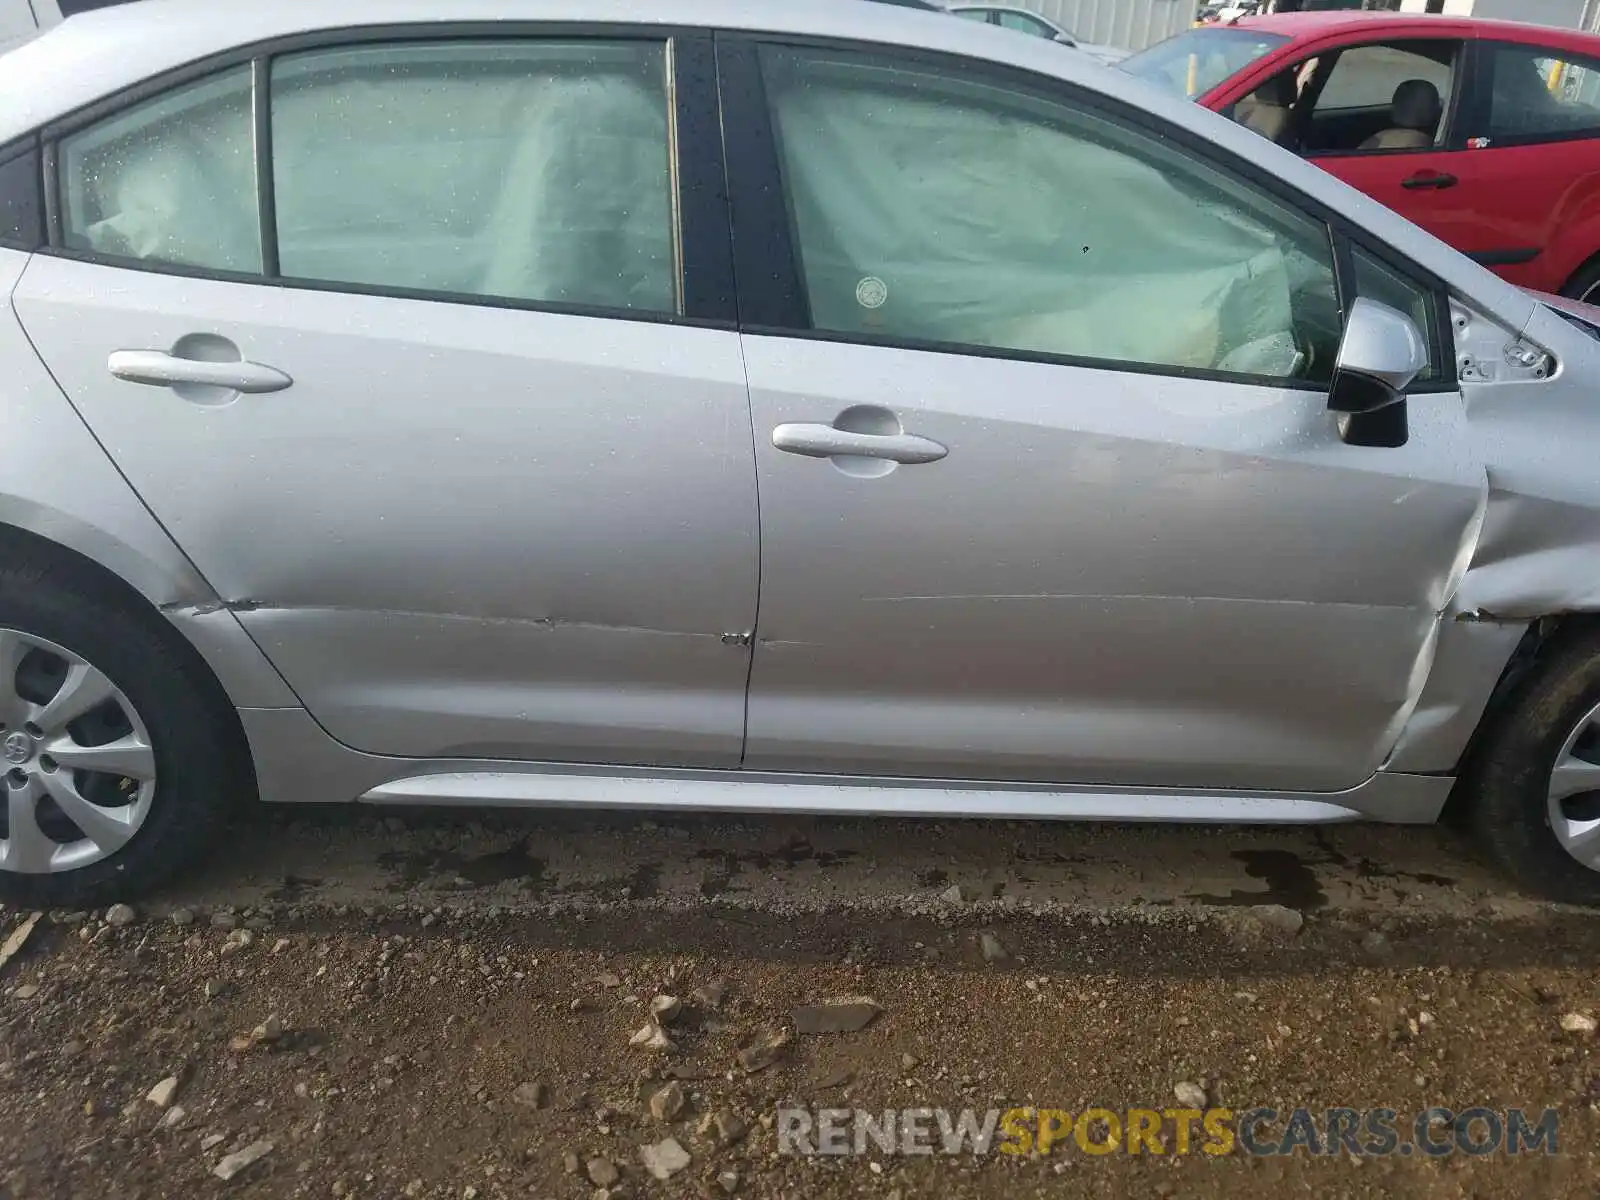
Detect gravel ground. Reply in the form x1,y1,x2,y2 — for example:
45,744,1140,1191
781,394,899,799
1,807,1597,1198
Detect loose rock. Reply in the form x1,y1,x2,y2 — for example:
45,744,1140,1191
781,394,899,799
11,984,39,1000
1249,904,1305,938
213,1139,274,1182
169,908,196,928
940,884,967,904
717,1169,739,1194
707,1110,747,1146
629,1023,676,1053
512,1081,549,1108
585,1157,619,1187
649,1080,687,1122
1561,1012,1597,1035
979,932,1011,964
735,1029,789,1074
792,996,881,1035
1173,1080,1208,1108
104,904,136,927
0,912,41,973
145,1075,181,1110
650,994,682,1025
638,1136,690,1181
252,1015,285,1044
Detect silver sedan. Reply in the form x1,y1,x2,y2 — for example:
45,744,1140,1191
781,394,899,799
0,0,1597,905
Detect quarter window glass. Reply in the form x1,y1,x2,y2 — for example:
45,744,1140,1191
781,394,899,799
760,46,1341,382
1351,247,1440,382
58,67,260,273
270,41,677,313
1484,44,1600,142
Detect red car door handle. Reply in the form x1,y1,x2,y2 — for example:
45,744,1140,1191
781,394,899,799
1401,172,1459,191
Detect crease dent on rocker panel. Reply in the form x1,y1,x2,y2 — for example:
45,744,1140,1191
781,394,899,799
160,600,733,643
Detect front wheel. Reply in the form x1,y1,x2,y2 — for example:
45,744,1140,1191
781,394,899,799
0,557,246,906
1466,629,1600,906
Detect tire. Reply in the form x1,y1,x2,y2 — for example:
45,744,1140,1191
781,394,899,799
0,555,247,906
1466,628,1600,906
1560,257,1600,305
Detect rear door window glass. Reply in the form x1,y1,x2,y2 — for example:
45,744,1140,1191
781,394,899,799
1482,42,1600,143
269,40,678,313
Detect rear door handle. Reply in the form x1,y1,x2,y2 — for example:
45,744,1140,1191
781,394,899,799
108,349,292,393
1401,172,1458,190
771,423,948,465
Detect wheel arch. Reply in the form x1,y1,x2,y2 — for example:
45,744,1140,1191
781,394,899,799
1443,611,1600,819
0,518,287,803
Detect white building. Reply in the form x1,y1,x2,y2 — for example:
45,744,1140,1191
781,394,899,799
1397,0,1592,31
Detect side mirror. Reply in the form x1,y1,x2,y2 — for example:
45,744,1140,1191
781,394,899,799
1328,298,1428,448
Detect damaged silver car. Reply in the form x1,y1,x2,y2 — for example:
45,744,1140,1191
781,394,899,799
2,0,1600,905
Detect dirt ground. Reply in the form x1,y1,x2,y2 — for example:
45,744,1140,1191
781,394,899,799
1,808,1598,1198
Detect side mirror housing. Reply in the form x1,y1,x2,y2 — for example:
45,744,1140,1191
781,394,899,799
1329,297,1426,415
1328,298,1428,449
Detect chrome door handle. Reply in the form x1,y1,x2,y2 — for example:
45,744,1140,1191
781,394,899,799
771,423,948,465
108,350,292,393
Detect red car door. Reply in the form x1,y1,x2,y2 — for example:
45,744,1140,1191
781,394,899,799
1299,37,1489,254
1435,38,1600,296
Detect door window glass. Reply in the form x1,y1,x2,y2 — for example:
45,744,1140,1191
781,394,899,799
270,41,677,312
1482,43,1600,142
1316,42,1454,112
58,66,261,273
759,45,1341,383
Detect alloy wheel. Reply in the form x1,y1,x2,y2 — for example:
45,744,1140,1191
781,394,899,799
1548,698,1600,873
0,627,156,875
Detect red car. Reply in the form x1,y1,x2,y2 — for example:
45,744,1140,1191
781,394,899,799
1123,12,1600,301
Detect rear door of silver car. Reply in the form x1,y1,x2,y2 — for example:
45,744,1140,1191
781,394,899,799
14,29,758,769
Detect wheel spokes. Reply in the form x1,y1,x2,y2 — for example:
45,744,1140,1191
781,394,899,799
38,770,137,854
42,733,156,782
31,661,117,737
0,629,30,729
2,775,58,873
1549,756,1600,804
1558,817,1600,871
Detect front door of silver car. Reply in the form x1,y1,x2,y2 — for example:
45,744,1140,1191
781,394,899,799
13,35,759,769
727,40,1484,793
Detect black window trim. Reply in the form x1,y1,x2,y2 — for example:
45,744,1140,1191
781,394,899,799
0,135,45,252
717,31,1458,395
35,22,739,330
1465,38,1600,151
